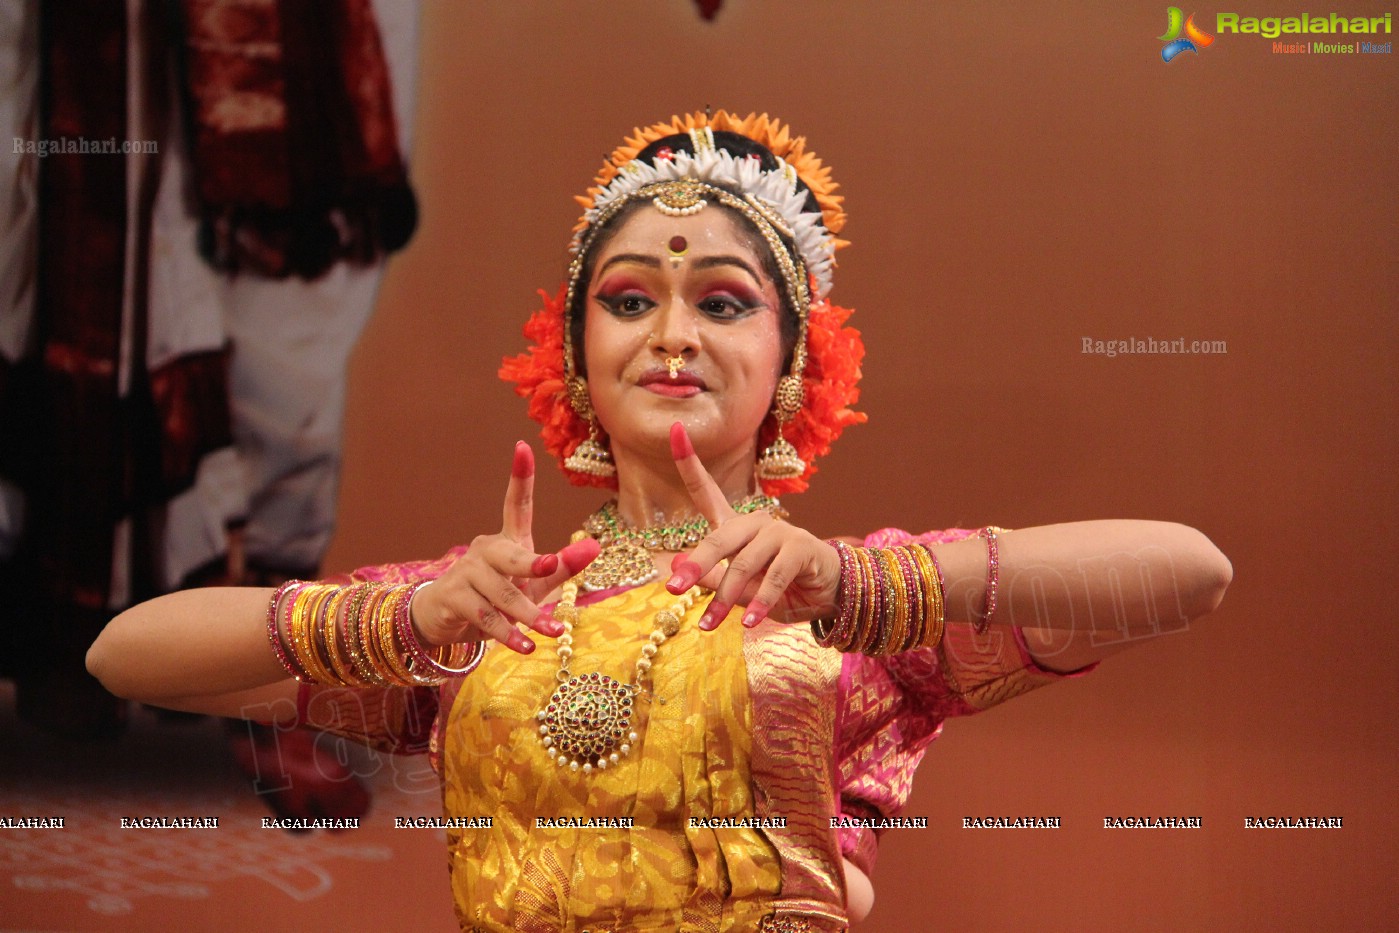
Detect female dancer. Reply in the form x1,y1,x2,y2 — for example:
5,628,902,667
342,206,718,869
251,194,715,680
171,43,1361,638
88,112,1231,932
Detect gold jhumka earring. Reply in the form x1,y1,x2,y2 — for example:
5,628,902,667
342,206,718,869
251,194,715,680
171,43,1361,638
756,370,806,480
562,376,615,477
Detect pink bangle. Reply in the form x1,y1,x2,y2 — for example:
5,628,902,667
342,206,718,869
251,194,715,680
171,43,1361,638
975,527,1007,634
814,539,858,648
267,580,309,681
396,580,487,679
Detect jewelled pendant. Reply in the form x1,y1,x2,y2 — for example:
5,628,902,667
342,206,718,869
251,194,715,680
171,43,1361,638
537,672,640,773
580,540,658,592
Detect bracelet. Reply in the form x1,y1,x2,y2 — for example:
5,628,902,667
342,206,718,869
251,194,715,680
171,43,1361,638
267,580,310,682
318,585,355,685
291,584,339,684
813,540,947,656
341,583,388,687
375,586,425,684
974,526,1010,634
359,584,397,683
395,581,483,681
266,579,487,687
911,545,945,650
815,540,857,648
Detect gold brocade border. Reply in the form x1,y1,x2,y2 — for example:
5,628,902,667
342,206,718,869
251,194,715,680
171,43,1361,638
938,623,1060,711
741,624,847,912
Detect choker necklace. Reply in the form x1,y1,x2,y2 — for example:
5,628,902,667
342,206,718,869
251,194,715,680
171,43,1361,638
578,494,783,592
537,559,702,774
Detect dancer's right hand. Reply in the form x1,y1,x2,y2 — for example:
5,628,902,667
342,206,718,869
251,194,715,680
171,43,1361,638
409,442,599,654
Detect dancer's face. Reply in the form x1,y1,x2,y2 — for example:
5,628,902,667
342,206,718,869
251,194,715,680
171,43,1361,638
582,206,786,466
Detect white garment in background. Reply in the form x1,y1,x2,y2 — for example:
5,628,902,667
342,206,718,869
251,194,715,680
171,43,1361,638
154,0,422,593
0,0,422,599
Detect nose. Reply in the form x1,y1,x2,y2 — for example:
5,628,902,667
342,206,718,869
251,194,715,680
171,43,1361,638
649,297,699,360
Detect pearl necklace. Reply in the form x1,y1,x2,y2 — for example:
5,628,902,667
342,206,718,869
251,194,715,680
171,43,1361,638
536,569,700,774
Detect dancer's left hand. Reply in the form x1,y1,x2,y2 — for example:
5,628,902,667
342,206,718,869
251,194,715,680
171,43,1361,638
664,422,842,630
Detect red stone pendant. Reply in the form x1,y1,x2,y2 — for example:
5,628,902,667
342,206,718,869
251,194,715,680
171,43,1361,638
537,673,639,774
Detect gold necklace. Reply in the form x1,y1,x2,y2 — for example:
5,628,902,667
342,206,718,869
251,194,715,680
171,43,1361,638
578,494,783,592
536,566,700,774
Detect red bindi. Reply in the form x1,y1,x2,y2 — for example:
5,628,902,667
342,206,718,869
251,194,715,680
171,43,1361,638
668,235,688,254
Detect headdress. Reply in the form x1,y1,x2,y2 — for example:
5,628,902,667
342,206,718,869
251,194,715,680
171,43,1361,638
500,111,866,494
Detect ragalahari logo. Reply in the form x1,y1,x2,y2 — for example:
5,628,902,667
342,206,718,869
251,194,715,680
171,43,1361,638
1160,7,1215,60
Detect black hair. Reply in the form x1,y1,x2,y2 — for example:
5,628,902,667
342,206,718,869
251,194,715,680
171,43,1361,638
570,131,813,374
634,131,822,216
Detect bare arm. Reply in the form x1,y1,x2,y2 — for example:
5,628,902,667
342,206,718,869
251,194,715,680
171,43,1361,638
666,427,1230,664
87,586,288,705
929,519,1232,670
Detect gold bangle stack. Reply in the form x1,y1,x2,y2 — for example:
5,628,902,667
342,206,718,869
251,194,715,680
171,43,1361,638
267,580,486,688
812,541,946,656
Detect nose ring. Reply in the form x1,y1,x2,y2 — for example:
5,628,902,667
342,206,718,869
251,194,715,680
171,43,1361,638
665,355,684,379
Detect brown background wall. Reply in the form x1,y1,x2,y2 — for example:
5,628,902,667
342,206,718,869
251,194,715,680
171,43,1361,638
321,1,1396,930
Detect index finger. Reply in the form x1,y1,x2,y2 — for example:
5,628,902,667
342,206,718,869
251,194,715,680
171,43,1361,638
670,422,736,524
502,441,535,549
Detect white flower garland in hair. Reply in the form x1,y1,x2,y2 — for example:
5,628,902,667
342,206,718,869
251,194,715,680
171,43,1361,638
572,147,837,299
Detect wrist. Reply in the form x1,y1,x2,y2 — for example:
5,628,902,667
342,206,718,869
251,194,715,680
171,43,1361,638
408,579,442,647
811,540,946,656
268,580,482,688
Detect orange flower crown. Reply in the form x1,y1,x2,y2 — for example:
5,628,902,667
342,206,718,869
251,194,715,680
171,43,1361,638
499,111,867,495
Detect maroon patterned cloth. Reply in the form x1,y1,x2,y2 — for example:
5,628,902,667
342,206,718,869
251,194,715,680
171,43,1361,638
30,0,132,609
0,0,415,736
177,0,417,278
0,1,231,734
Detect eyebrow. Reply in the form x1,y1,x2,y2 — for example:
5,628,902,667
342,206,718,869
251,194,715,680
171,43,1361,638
596,252,763,284
596,253,660,276
693,255,763,283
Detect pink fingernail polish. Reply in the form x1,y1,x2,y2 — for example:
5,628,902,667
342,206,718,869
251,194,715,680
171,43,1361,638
698,612,715,631
559,539,601,574
514,634,535,654
512,441,532,478
742,601,769,628
702,602,728,630
531,553,559,577
672,560,701,589
670,422,694,459
666,575,685,594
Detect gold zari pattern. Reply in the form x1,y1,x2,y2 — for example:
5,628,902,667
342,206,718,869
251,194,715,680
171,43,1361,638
443,582,852,932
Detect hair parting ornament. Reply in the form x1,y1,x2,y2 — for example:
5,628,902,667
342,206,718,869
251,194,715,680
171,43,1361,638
499,111,868,495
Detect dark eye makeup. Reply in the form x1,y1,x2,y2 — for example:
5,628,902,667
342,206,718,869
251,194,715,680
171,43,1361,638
592,271,768,322
697,293,763,319
595,291,656,316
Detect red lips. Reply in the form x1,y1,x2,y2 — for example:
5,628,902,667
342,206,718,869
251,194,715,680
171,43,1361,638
638,369,706,389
